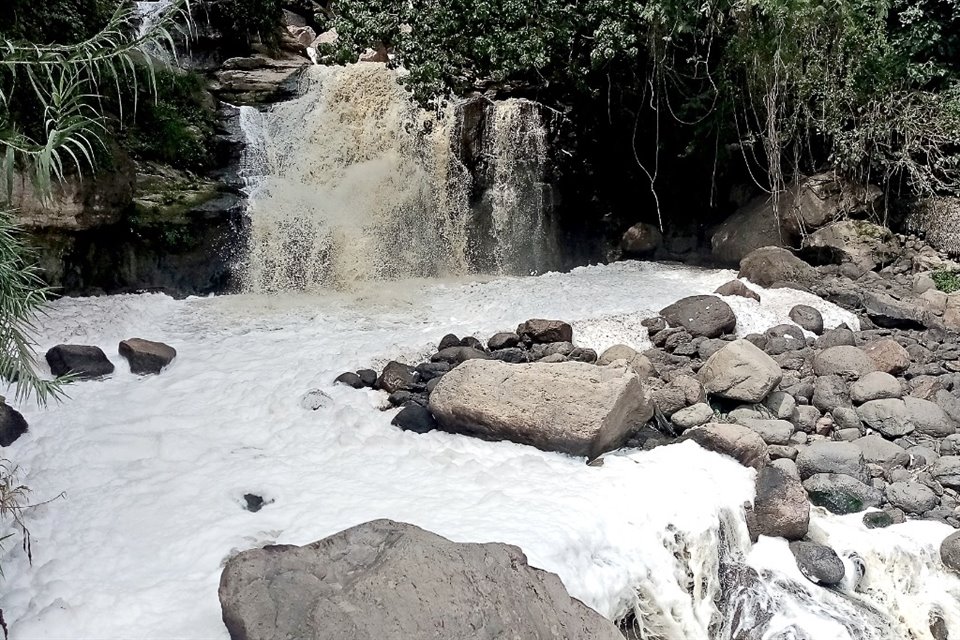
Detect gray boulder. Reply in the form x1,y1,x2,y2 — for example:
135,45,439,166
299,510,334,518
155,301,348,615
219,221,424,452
801,220,898,271
712,197,792,264
764,391,797,420
931,456,960,490
803,473,883,514
796,440,868,482
219,520,623,640
862,339,911,375
747,466,810,541
45,344,114,379
857,399,915,438
942,531,960,572
597,345,653,378
815,327,856,349
659,295,736,338
671,403,714,429
429,360,652,459
849,372,902,404
738,247,816,288
680,423,769,469
739,419,794,446
118,338,177,375
789,305,824,335
715,280,761,302
904,396,956,437
853,436,909,466
812,346,876,380
699,339,783,403
885,481,939,514
517,319,573,344
831,407,862,432
812,375,851,413
790,541,845,586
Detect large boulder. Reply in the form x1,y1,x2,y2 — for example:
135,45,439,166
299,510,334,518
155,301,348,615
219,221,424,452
698,339,782,403
621,222,663,256
711,196,792,264
0,402,28,447
746,466,810,541
428,360,652,459
931,456,960,490
857,397,955,438
852,436,909,466
738,247,816,288
45,344,114,379
812,346,877,380
596,344,654,377
659,295,736,338
219,519,623,640
780,173,881,236
862,339,911,375
849,372,902,404
680,423,769,469
885,481,939,515
796,441,868,483
517,319,573,344
377,361,419,393
803,473,883,514
118,338,177,375
790,541,845,586
801,220,899,271
942,531,960,572
789,305,823,334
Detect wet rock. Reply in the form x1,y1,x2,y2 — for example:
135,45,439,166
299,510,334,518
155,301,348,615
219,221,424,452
796,441,868,482
659,295,736,338
459,336,483,350
621,222,663,256
377,362,419,394
415,362,451,381
388,391,428,407
218,520,624,640
863,509,905,529
357,369,378,387
747,466,810,541
487,332,520,351
886,481,939,514
680,423,769,470
429,360,652,459
243,494,265,513
118,338,177,375
299,389,333,410
812,346,876,380
942,531,960,572
738,246,816,288
334,372,364,389
715,280,760,302
0,403,28,447
789,305,824,334
391,405,437,434
699,339,783,403
849,371,902,404
45,344,115,379
517,319,573,344
862,339,911,375
641,317,667,335
803,473,883,514
790,541,845,586
438,334,461,350
431,347,491,365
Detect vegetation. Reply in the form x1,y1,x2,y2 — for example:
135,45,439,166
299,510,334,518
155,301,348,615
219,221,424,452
932,269,960,294
196,0,284,51
331,0,960,220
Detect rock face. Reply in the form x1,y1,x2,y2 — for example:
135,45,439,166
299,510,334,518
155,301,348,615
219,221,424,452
698,339,782,403
680,423,769,470
747,466,810,541
0,403,28,447
219,519,623,640
738,247,816,288
801,220,899,270
621,222,663,256
118,338,177,375
659,295,736,338
45,345,115,379
429,360,652,459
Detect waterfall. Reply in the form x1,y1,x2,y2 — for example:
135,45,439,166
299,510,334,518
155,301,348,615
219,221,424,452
238,63,558,292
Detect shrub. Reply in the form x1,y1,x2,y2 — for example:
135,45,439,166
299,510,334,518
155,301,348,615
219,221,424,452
932,269,960,293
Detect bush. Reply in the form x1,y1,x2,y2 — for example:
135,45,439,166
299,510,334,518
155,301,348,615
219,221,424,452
0,0,121,43
932,269,960,293
197,0,284,51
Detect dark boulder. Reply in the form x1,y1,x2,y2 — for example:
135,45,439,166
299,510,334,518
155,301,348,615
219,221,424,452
487,332,520,350
431,347,491,365
516,319,573,344
438,334,460,350
790,541,845,586
45,344,114,379
0,403,28,447
377,362,418,393
334,372,364,389
659,295,736,339
738,247,816,289
715,280,761,302
621,222,663,256
391,405,437,433
357,369,378,387
118,338,177,375
789,305,824,334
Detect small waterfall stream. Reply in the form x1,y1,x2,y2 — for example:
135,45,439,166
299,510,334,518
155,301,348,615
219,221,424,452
238,63,558,291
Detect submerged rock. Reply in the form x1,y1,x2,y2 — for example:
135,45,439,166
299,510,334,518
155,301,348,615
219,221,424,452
218,519,624,640
429,360,652,459
45,344,115,379
118,338,177,375
803,473,882,514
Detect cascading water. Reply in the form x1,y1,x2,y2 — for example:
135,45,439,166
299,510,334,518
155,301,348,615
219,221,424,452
238,63,559,292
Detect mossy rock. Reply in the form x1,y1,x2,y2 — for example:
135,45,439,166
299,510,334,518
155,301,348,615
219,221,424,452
807,489,865,515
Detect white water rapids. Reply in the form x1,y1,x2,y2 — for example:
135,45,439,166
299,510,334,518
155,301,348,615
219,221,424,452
2,262,959,639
